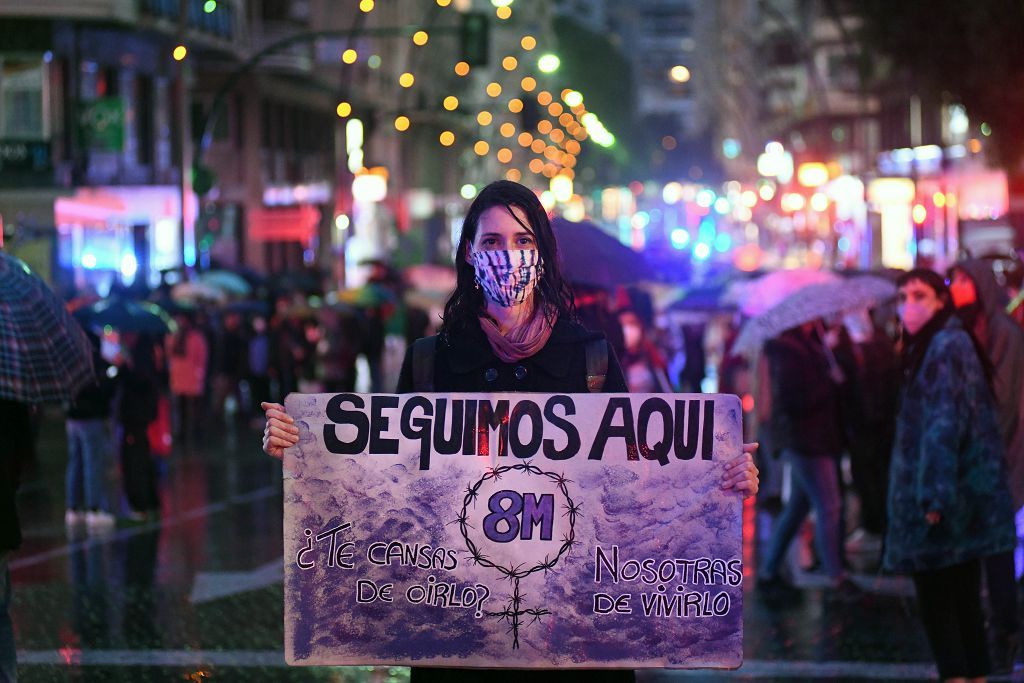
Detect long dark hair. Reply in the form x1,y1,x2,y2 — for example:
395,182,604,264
440,180,575,337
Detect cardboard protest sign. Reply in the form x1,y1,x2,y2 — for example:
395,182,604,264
283,392,744,669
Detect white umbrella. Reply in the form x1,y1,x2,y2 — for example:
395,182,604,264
733,276,896,357
724,269,840,317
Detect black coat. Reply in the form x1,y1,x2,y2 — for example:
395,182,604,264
1,399,33,552
396,318,627,394
396,318,634,683
765,329,846,457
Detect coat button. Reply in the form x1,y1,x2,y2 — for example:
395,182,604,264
485,368,498,382
514,365,527,380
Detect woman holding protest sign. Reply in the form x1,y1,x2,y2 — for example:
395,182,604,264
262,180,759,680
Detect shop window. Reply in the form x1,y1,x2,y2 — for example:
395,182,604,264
0,58,46,139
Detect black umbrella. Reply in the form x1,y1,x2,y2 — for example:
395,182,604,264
75,298,175,335
551,218,650,289
0,253,94,403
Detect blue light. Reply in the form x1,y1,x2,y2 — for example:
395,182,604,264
698,218,716,242
670,228,691,249
693,243,712,260
838,236,851,252
714,233,732,253
82,253,98,269
722,138,741,159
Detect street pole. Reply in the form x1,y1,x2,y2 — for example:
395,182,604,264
178,0,195,275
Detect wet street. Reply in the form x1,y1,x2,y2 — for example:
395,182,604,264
7,409,1010,682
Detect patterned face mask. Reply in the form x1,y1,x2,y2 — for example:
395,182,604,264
469,249,541,308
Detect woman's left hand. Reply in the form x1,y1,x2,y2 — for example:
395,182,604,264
721,443,759,499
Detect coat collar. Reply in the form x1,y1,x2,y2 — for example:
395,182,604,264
444,317,598,376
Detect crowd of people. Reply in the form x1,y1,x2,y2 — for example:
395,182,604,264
4,177,1021,682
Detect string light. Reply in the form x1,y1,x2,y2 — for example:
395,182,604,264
537,120,552,135
543,164,557,178
436,0,451,5
565,140,581,155
443,96,459,111
496,5,511,19
173,45,187,61
550,129,565,144
530,139,546,154
559,113,574,127
500,123,516,137
537,91,552,106
497,148,513,163
454,61,470,76
521,76,536,91
506,168,522,182
521,36,536,50
413,31,429,46
529,159,544,173
518,132,533,147
486,82,502,97
477,111,493,126
502,56,518,71
394,116,410,131
548,102,563,117
399,72,415,88
440,131,455,146
563,90,583,107
474,140,490,155
342,49,357,64
336,102,352,118
359,0,374,11
508,98,523,113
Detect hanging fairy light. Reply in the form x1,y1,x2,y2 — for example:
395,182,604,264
537,91,552,106
548,102,563,117
443,96,459,111
455,61,470,76
394,116,410,131
342,49,358,64
528,159,544,173
537,120,552,135
499,123,516,137
439,131,455,146
412,31,429,46
497,148,513,163
485,82,502,97
506,168,522,182
520,76,536,92
508,98,524,113
495,5,511,19
359,0,374,11
474,140,490,155
502,56,518,71
517,132,533,147
521,36,536,51
399,72,415,88
477,111,493,126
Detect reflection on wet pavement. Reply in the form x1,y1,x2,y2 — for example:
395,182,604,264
8,412,1009,681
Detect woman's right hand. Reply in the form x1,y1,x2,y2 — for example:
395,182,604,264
262,401,299,459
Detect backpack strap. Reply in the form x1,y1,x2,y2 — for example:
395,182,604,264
411,335,437,392
585,338,608,393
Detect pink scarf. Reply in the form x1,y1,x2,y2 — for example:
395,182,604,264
478,309,556,363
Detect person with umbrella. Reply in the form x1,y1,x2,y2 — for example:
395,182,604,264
885,269,1014,682
259,180,761,682
0,253,95,680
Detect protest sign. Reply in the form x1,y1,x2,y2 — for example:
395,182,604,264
284,392,743,669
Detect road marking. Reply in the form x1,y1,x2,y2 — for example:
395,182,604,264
189,559,283,604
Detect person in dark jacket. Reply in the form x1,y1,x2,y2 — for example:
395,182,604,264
757,319,862,603
885,268,1015,682
1,398,35,681
115,333,162,521
262,180,760,683
65,332,118,530
948,259,1024,673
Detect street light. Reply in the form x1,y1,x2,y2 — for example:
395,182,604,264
538,54,560,73
669,65,690,83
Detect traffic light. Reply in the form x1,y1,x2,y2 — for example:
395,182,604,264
460,12,490,66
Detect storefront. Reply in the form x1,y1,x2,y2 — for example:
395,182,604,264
54,185,196,293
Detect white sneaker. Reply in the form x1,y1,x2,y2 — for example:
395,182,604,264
65,509,86,526
85,511,116,528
